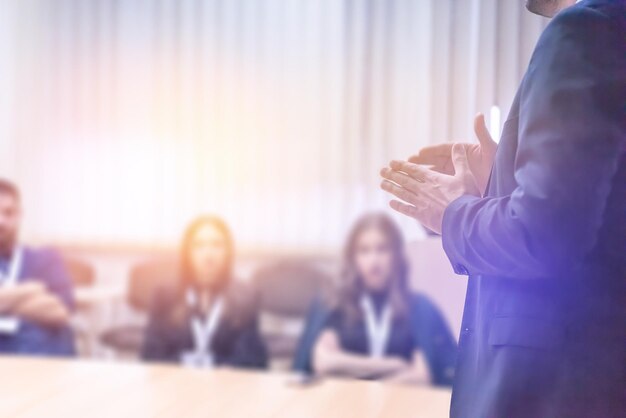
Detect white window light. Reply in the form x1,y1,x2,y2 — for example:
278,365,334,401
489,105,502,143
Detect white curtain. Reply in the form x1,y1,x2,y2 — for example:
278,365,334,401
0,0,547,251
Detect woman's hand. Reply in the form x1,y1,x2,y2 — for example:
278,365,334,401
383,351,432,386
313,330,410,380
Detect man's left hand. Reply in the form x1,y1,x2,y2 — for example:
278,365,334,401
380,144,480,234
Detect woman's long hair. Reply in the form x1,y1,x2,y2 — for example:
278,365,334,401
169,216,241,328
179,215,234,292
334,212,410,324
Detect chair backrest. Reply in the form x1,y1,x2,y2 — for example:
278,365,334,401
251,259,334,368
62,257,96,287
406,238,467,340
127,256,179,311
251,259,334,318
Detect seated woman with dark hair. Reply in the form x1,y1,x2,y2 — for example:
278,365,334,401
142,216,267,369
307,213,456,385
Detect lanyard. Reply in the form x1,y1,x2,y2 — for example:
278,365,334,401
0,247,23,287
0,247,22,334
360,295,393,358
186,289,224,355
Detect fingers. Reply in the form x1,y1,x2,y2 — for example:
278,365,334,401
389,200,421,219
451,143,470,176
387,160,434,182
380,179,419,206
380,168,417,189
380,161,433,214
408,144,453,164
474,113,494,147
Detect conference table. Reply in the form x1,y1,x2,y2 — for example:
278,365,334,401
0,356,452,418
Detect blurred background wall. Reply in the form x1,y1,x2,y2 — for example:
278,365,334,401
0,0,547,360
0,0,546,251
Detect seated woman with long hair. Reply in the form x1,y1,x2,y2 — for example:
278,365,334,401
142,216,267,369
311,213,456,384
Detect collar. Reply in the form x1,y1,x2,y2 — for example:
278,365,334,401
362,289,391,318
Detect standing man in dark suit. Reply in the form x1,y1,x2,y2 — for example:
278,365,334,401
380,0,625,417
0,179,75,356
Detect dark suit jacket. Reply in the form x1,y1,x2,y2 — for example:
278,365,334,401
442,1,626,417
293,293,458,386
0,247,76,356
141,281,267,369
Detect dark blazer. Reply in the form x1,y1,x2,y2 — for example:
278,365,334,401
0,247,76,356
293,292,457,386
141,281,267,369
442,1,626,417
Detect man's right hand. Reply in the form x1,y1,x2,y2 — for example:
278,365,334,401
0,282,46,313
17,282,46,296
409,113,498,196
0,281,69,326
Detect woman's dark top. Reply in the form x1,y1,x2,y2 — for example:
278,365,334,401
323,292,417,361
295,291,458,386
141,281,267,369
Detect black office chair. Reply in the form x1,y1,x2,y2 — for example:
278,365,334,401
251,259,334,369
99,256,178,357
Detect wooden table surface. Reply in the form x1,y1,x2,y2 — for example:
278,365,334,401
0,356,452,418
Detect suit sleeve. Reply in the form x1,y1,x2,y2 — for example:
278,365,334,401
442,7,625,279
225,317,268,369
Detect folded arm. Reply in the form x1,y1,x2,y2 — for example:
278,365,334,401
0,282,70,327
383,350,432,386
226,318,268,369
13,290,70,327
312,330,407,380
0,283,40,313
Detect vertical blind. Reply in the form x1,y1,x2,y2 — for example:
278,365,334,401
0,0,547,251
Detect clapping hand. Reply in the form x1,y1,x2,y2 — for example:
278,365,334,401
408,113,497,196
380,114,497,234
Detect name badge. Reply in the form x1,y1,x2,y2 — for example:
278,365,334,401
181,289,224,369
180,351,214,369
0,317,20,334
0,247,23,335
